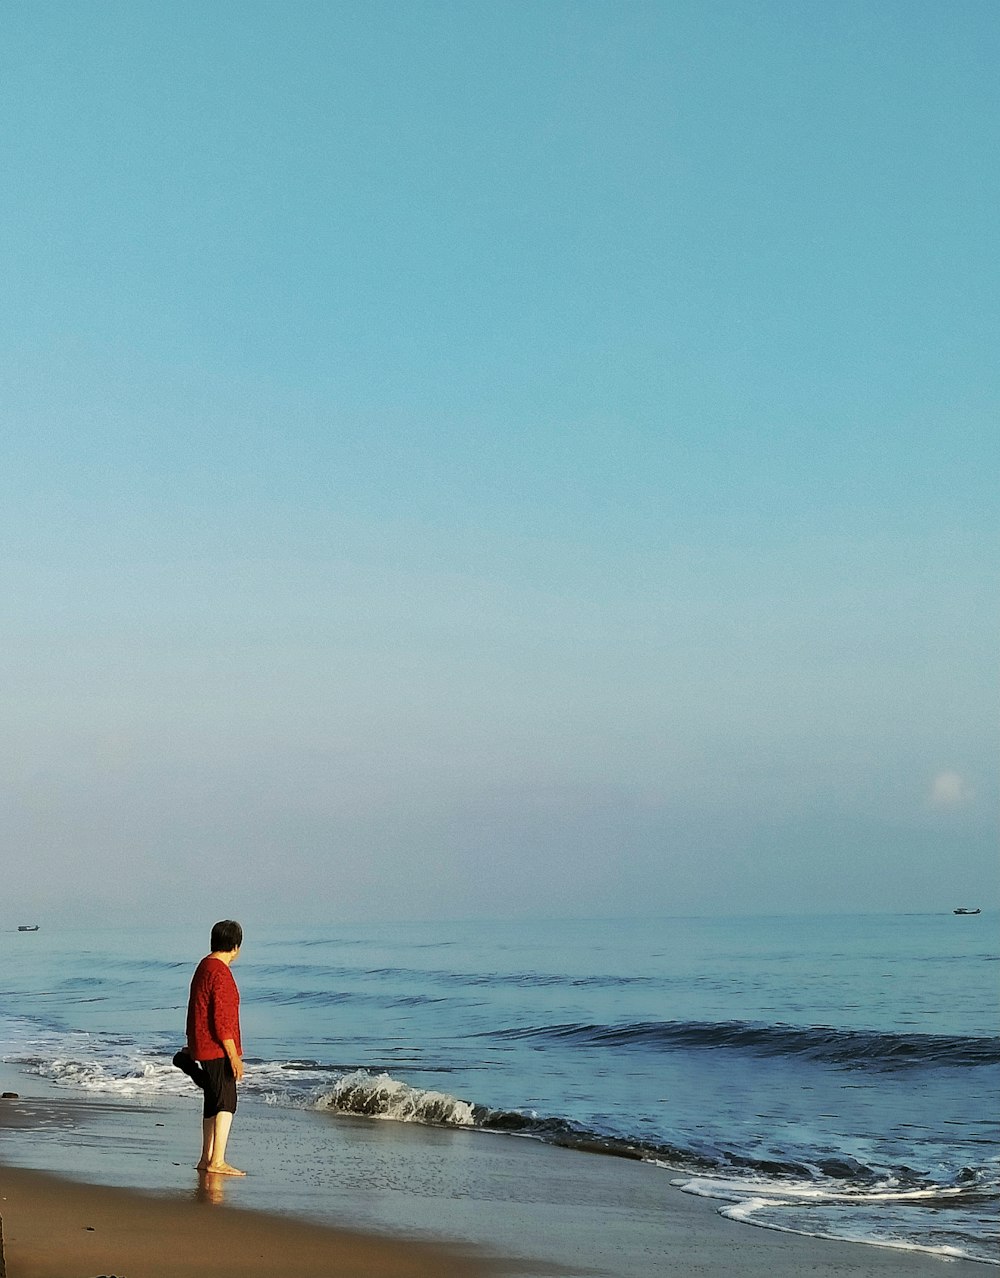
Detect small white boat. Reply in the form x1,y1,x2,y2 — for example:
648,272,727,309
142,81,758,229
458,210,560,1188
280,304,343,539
952,908,981,916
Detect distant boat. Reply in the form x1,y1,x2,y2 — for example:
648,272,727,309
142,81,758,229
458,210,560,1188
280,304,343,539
17,924,39,932
953,908,981,915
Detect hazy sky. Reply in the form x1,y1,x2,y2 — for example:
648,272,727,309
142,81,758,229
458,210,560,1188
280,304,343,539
2,1,996,925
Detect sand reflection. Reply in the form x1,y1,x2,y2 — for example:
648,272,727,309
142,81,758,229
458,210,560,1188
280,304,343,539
195,1171,227,1205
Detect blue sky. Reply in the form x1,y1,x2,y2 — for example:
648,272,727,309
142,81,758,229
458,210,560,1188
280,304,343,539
2,1,996,924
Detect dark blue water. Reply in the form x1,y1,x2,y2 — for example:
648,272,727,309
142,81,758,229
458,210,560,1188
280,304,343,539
1,912,997,1263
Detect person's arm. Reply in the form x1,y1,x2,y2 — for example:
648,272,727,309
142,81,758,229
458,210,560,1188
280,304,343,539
222,1037,244,1081
209,967,244,1079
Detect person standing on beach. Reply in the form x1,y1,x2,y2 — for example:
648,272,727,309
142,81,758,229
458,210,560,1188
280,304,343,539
186,919,246,1176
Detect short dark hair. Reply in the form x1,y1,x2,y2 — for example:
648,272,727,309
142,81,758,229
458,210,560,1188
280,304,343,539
211,919,243,953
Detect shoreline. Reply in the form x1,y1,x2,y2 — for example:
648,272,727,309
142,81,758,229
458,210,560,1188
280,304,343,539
0,1086,990,1277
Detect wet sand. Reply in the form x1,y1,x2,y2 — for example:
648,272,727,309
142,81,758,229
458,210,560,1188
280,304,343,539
0,1163,502,1278
0,1088,984,1277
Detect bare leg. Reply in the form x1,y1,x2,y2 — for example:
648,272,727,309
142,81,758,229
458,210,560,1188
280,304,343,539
197,1117,216,1170
198,1110,244,1175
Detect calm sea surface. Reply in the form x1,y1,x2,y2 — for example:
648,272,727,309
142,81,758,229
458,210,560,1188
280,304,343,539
1,912,997,1264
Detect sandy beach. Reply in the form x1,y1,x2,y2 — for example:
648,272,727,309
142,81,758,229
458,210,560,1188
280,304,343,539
0,1087,987,1278
0,1164,502,1278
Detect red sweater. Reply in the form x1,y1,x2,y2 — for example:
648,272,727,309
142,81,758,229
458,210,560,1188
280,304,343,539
186,956,242,1062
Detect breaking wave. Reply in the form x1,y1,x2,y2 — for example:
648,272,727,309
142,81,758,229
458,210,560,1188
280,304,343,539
308,1069,999,1211
316,1070,477,1126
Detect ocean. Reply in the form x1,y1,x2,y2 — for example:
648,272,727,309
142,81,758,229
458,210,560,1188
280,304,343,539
1,912,997,1266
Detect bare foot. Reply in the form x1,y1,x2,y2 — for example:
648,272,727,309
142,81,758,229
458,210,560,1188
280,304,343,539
203,1162,246,1176
196,1160,210,1171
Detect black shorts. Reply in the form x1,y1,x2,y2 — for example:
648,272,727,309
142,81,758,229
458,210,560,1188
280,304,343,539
198,1057,238,1118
